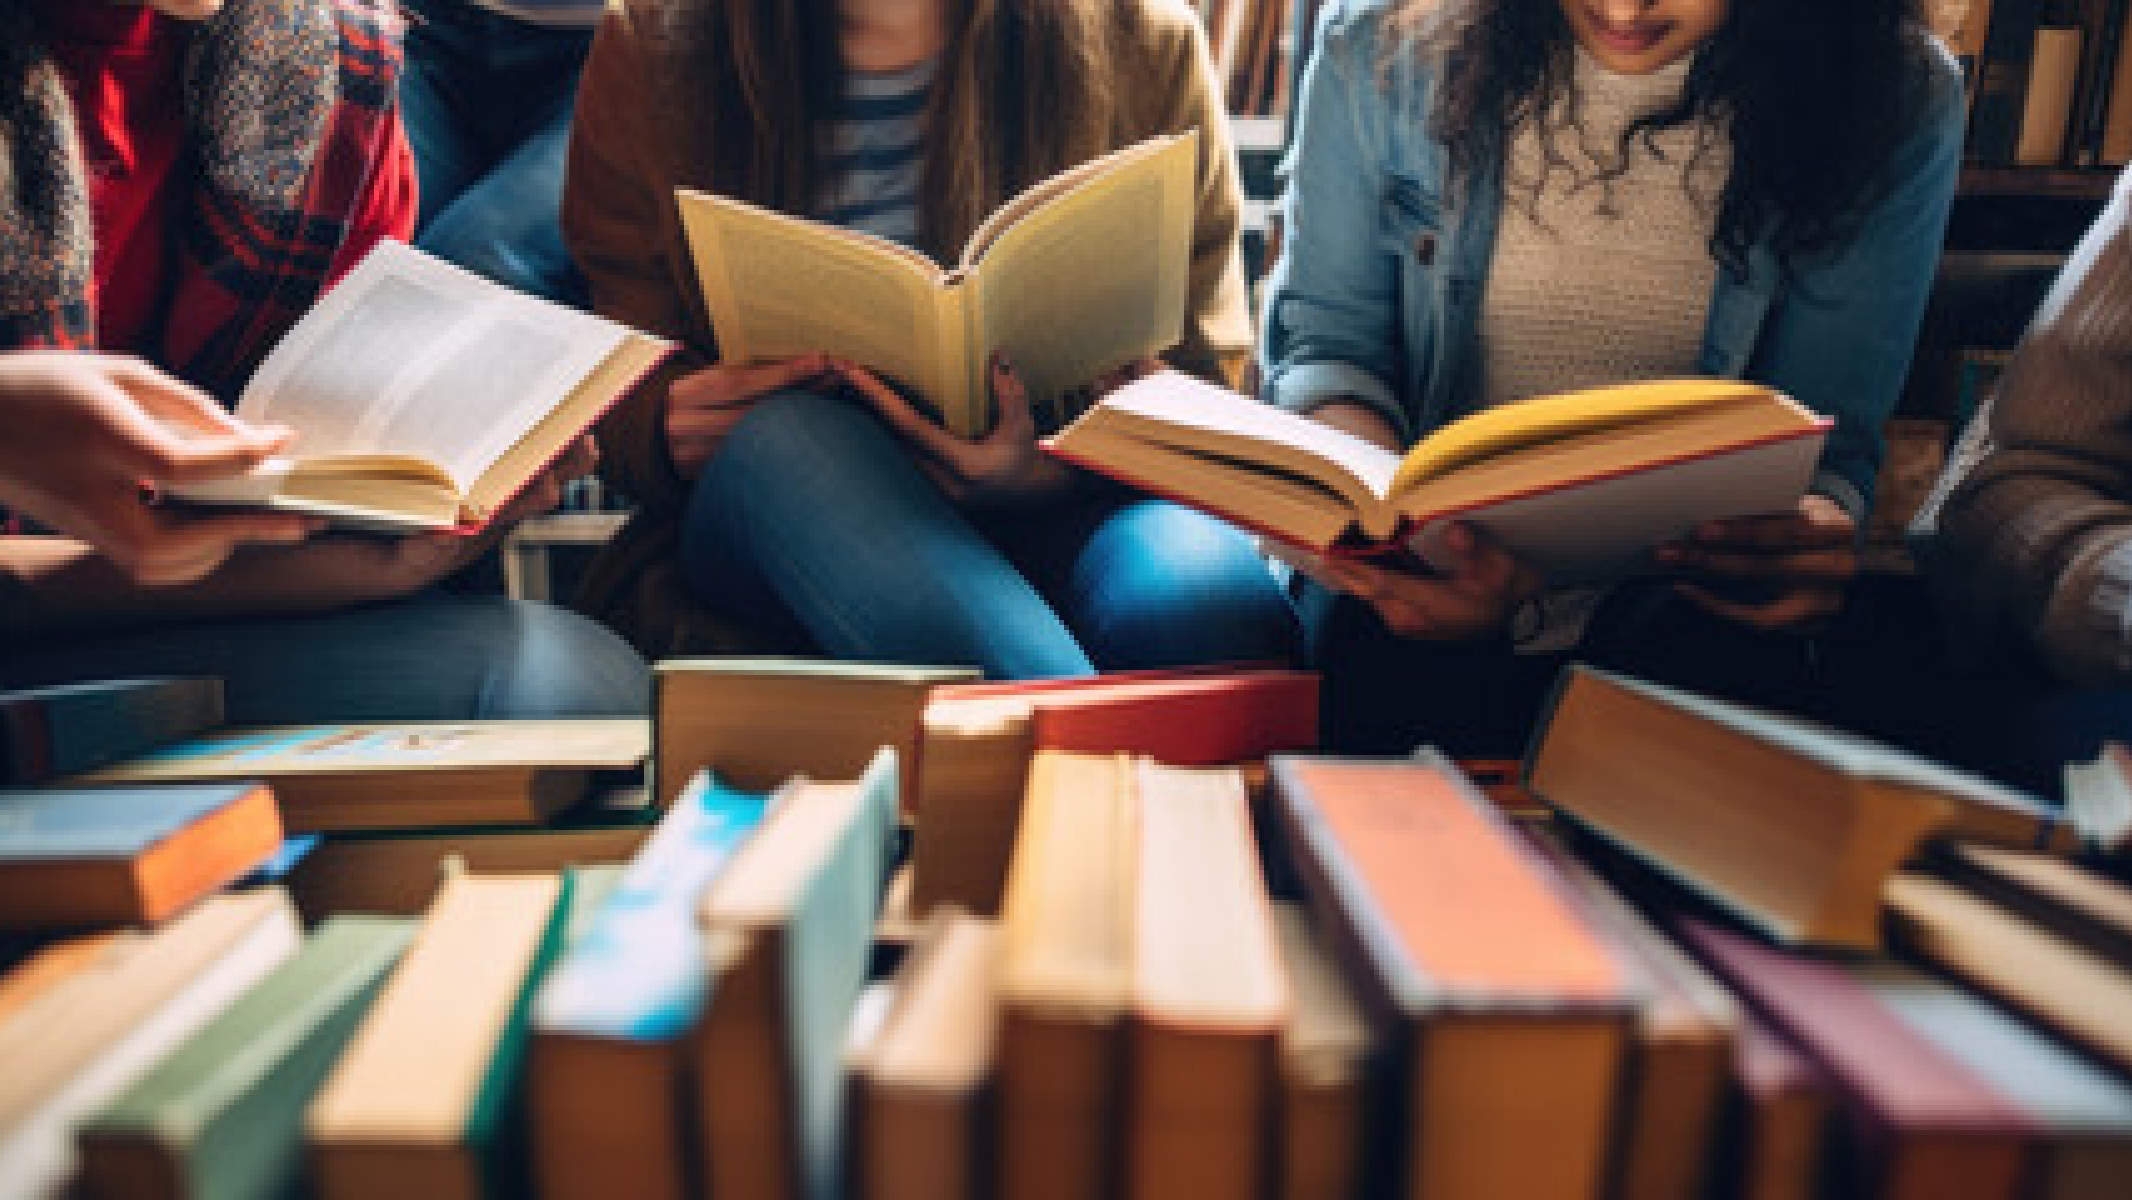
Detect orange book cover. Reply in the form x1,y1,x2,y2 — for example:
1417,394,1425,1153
1268,751,1635,1200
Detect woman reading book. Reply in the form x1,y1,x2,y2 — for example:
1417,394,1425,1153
565,0,1299,675
1261,0,1962,752
0,0,648,721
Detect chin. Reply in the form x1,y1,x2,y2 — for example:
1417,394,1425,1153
148,0,228,19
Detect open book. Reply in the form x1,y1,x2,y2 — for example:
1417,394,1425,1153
677,131,1199,438
169,240,671,532
1044,373,1833,583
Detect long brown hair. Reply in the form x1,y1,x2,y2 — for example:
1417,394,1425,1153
663,0,1121,262
1388,0,1937,275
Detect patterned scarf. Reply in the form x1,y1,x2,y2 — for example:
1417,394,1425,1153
0,0,382,390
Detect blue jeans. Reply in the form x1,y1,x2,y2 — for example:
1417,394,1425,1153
399,0,592,305
680,392,1300,679
0,594,648,723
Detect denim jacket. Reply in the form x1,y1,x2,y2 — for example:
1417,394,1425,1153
1258,0,1966,518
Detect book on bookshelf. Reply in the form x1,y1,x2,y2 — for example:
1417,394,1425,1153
652,658,974,810
849,911,1001,1200
1126,760,1287,1200
1971,0,2049,163
166,239,671,533
1045,373,1828,584
528,770,772,1200
2016,25,2086,165
0,888,302,1200
1527,665,2075,951
0,781,283,931
0,678,222,786
693,749,898,1200
305,870,585,1200
1268,751,1638,1200
678,132,1199,439
78,719,649,833
76,915,415,1200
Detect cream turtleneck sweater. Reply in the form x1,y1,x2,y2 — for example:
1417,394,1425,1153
1477,48,1731,412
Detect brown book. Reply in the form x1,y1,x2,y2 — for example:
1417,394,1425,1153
653,659,974,809
909,668,1317,917
1126,760,1287,1200
0,781,283,930
694,750,899,1200
1933,841,2132,962
1886,868,2132,1077
306,871,574,1200
851,911,1001,1200
1528,665,2076,951
1523,829,1736,1200
1714,1016,1833,1200
996,752,1137,1200
1269,752,1637,1200
1270,904,1372,1200
79,719,649,833
286,817,653,921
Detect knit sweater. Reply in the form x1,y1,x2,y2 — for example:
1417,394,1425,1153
1917,166,2132,684
1478,48,1728,410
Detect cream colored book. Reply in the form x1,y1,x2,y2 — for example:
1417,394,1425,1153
76,719,650,832
1126,760,1287,1200
1270,905,1371,1200
851,912,1001,1200
0,888,301,1200
678,131,1199,437
305,870,572,1200
169,239,670,532
996,751,1137,1200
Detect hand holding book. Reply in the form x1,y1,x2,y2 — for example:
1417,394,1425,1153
1294,522,1543,641
664,354,838,479
1658,492,1859,632
836,355,1081,507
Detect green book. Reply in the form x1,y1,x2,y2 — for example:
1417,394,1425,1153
76,916,416,1200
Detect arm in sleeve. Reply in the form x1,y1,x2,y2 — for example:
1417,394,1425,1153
563,7,707,517
1922,168,2132,684
1256,1,1408,440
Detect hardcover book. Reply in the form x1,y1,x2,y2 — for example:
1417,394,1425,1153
1269,752,1638,1200
679,132,1200,438
169,239,670,532
0,678,222,785
1045,373,1828,583
0,781,283,930
1527,665,2076,951
77,719,649,833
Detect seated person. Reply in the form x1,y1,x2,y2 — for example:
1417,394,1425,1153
0,350,307,585
1260,0,1962,753
0,0,647,723
1914,165,2132,794
563,0,1299,677
398,0,600,305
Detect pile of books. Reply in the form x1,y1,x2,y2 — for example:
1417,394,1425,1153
4,662,2131,1200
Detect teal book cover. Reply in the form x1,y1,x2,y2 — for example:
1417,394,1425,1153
532,771,771,1040
0,677,222,784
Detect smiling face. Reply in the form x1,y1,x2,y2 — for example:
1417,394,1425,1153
1558,0,1729,74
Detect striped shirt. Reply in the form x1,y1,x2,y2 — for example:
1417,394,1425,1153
817,57,934,249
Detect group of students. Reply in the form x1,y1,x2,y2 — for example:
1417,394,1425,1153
1,0,2126,796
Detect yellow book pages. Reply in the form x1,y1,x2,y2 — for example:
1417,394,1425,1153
1388,378,1780,495
967,132,1198,431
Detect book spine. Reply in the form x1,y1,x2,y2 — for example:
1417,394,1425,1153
1971,0,2050,162
2072,0,2131,162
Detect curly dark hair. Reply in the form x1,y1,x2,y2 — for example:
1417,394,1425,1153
1393,0,1937,275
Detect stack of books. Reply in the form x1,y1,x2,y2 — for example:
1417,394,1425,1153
5,660,2132,1200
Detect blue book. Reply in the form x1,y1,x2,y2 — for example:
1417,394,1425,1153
0,678,222,785
527,771,772,1200
0,782,284,929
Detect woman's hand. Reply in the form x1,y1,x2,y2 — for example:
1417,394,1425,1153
836,354,1079,507
665,354,837,478
1657,492,1858,632
0,351,318,584
1299,522,1542,641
